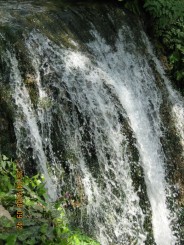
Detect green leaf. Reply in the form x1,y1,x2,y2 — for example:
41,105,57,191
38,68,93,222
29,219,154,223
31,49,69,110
40,223,49,234
2,155,8,161
1,159,6,169
6,234,17,245
0,233,9,240
17,229,35,241
0,217,14,228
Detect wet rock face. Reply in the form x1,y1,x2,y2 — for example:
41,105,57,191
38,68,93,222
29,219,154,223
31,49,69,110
0,69,16,159
0,107,16,159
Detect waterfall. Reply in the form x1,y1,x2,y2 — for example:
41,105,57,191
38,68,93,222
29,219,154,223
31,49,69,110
0,2,183,245
6,50,57,200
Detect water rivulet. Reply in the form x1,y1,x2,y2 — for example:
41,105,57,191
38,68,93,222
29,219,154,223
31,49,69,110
0,1,184,245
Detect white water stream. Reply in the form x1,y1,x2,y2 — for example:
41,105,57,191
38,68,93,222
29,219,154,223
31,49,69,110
7,51,57,200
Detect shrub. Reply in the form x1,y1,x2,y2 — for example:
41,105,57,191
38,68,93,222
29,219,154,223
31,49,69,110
0,155,100,245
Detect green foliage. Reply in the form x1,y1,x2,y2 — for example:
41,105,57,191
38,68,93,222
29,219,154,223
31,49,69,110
116,0,184,90
141,0,184,91
144,0,184,28
163,20,184,82
117,0,184,90
0,156,100,245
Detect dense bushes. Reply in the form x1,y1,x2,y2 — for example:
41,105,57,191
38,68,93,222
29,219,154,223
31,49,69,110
117,0,184,93
143,0,184,27
0,156,100,245
143,0,184,91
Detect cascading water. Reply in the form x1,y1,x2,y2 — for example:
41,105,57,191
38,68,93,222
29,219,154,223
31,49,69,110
6,50,57,200
0,2,183,245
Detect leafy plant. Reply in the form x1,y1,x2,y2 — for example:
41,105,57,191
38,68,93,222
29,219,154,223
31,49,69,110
0,155,100,245
143,0,184,28
140,0,184,92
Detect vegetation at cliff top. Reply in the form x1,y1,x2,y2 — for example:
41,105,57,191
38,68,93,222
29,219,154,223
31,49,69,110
118,0,184,93
0,155,100,245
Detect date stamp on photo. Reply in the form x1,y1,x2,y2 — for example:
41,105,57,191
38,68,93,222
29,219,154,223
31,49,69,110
16,168,24,229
